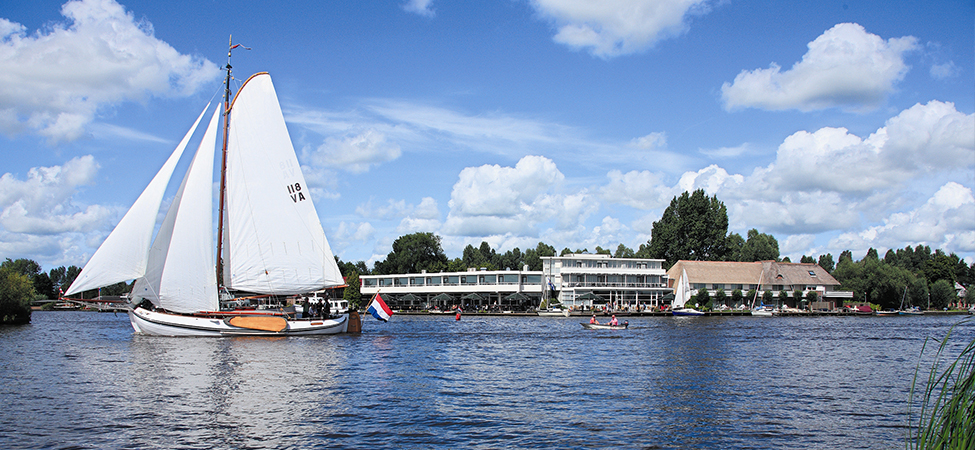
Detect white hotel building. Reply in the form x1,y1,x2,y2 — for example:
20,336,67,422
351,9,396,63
543,254,671,311
360,253,672,311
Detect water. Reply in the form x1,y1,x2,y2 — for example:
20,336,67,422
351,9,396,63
1,312,972,449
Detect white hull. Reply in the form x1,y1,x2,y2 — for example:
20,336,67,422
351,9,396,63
129,307,348,336
537,310,569,317
672,307,705,316
751,308,773,317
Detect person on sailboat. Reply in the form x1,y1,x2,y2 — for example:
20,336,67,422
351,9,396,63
590,314,599,324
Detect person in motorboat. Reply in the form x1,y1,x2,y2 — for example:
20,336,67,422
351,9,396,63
590,314,599,324
609,315,618,326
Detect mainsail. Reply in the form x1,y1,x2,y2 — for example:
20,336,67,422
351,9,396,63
131,108,220,313
673,267,691,309
65,104,211,296
222,73,343,294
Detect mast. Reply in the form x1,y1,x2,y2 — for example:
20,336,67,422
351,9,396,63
216,36,233,287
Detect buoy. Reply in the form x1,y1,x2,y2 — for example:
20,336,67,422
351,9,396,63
455,311,461,321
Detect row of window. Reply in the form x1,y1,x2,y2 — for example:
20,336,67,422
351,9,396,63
363,274,542,287
690,284,825,291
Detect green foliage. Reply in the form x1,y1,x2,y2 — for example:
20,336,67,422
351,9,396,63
724,232,744,262
778,290,789,304
714,288,727,307
374,232,448,275
694,287,710,308
805,290,818,302
909,278,930,309
613,244,635,258
763,290,774,305
0,266,34,324
731,289,743,306
740,229,779,262
908,318,975,449
343,271,361,308
929,280,955,310
648,189,729,265
818,253,835,273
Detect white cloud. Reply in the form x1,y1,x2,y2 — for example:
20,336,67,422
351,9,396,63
442,155,595,237
0,155,119,269
721,23,918,112
599,169,672,210
930,61,959,80
828,182,975,256
531,0,711,58
307,129,402,174
334,221,376,243
356,197,440,221
0,0,220,143
403,0,435,17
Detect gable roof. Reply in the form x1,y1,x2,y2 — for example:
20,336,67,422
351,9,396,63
667,260,839,288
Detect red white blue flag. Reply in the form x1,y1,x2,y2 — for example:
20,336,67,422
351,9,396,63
367,293,393,322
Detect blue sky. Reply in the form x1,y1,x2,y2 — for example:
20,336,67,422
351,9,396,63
1,0,973,272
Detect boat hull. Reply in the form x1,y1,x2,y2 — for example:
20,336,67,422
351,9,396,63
537,310,570,317
672,308,705,316
581,323,628,330
128,307,348,336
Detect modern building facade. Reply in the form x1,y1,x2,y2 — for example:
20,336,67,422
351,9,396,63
542,254,671,311
666,260,851,307
360,268,543,311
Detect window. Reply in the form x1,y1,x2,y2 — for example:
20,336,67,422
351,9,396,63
808,270,817,277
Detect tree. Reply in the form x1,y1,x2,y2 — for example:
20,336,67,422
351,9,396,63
906,278,928,309
731,289,743,306
524,242,555,271
929,279,955,310
374,232,448,275
724,232,744,262
0,266,34,324
714,288,727,308
818,253,835,273
778,290,789,306
800,255,815,264
647,189,729,266
694,287,710,309
613,244,635,258
740,229,779,262
343,271,361,309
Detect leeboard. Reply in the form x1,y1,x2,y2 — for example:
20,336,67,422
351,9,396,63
227,315,288,332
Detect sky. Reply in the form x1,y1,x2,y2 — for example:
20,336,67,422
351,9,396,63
0,0,973,273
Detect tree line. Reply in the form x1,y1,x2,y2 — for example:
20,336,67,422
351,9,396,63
345,189,974,311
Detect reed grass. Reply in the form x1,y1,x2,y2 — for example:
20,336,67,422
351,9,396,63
907,317,975,449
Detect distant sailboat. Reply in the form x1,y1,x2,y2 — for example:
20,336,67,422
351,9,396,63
65,41,348,336
671,267,704,316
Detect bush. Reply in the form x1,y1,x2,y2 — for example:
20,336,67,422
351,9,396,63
0,268,34,324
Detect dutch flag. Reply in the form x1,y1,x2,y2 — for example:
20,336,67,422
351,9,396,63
367,293,393,322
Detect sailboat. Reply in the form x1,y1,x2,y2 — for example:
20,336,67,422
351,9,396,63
750,267,773,317
671,267,704,316
64,43,348,336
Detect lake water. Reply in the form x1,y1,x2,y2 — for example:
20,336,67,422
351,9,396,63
1,311,972,449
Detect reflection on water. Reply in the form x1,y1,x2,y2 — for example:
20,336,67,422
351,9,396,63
0,312,972,449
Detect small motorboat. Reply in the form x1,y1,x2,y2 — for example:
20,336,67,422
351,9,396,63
581,322,628,330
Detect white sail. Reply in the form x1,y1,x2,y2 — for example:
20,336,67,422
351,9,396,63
223,73,343,294
65,104,211,296
673,267,691,309
132,107,220,313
